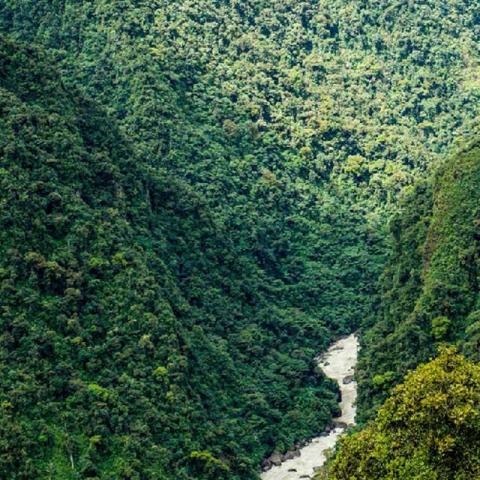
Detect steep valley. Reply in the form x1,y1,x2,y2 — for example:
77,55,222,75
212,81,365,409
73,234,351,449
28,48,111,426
1,1,480,479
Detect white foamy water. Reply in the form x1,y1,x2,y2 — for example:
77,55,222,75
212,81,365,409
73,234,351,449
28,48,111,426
261,334,358,480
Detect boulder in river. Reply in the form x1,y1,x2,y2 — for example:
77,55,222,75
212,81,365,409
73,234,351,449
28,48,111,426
270,452,283,466
261,459,272,471
283,450,298,461
343,374,355,384
333,420,348,429
261,452,283,471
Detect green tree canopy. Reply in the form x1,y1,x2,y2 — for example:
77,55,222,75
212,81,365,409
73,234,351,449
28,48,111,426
328,348,480,480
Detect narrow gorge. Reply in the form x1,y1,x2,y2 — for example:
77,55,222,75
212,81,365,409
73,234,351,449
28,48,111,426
262,335,358,480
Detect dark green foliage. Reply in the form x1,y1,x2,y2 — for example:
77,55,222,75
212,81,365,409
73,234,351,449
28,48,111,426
0,35,348,480
358,141,480,422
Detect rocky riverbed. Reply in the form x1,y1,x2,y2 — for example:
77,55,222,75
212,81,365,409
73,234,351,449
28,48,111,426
260,334,358,480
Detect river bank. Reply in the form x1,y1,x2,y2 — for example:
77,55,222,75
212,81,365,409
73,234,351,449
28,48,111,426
260,334,358,480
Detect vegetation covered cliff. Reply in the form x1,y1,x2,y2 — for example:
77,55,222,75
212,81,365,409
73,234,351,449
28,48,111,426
357,141,480,422
326,128,480,480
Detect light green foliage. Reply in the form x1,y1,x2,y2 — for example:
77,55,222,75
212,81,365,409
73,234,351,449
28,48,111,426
188,450,230,476
327,349,480,480
431,316,451,341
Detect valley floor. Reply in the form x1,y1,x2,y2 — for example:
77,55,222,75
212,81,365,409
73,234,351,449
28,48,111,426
261,335,358,480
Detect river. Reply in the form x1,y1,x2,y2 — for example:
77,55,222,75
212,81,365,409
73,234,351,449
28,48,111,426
260,334,358,480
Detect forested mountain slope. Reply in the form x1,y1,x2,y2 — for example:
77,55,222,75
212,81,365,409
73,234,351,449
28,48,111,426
1,0,392,333
0,39,350,478
0,38,343,479
357,139,480,422
1,0,480,479
318,132,480,480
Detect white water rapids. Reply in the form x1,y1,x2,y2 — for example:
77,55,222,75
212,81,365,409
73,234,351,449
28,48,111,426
261,334,358,480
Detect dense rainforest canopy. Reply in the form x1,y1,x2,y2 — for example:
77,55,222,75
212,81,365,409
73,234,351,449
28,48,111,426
1,0,480,479
1,36,343,480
